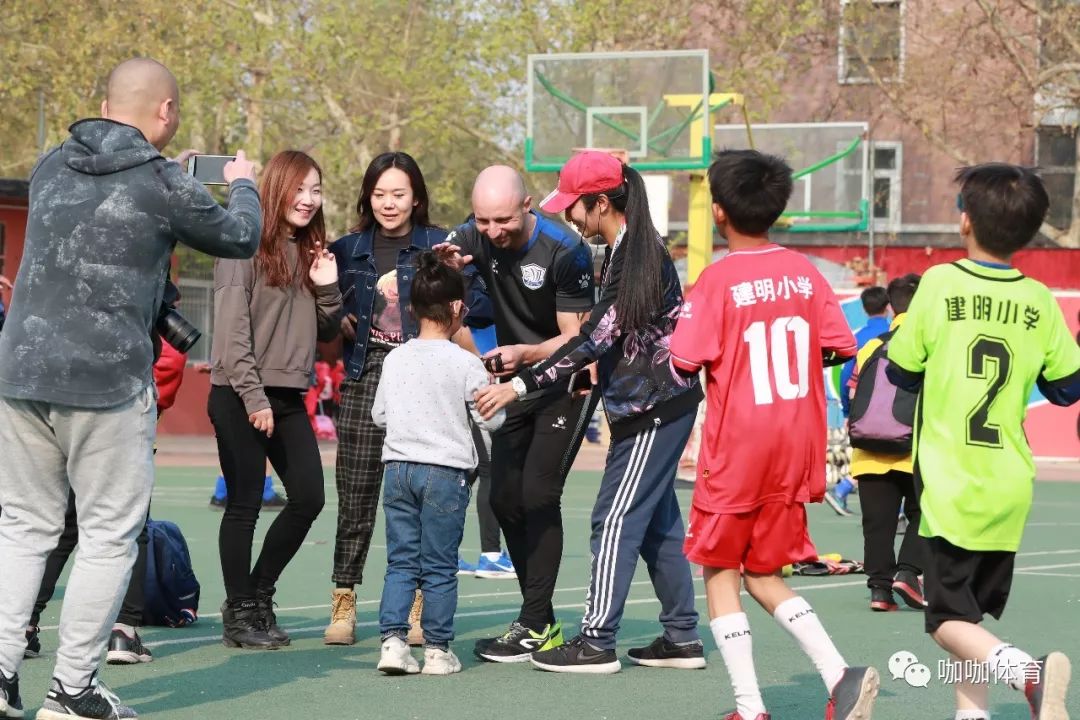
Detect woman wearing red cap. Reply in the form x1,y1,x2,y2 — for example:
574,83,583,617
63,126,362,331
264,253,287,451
476,150,705,674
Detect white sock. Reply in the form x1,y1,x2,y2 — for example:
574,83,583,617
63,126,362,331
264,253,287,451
955,711,990,720
113,623,136,636
773,596,847,692
710,613,767,719
987,643,1034,692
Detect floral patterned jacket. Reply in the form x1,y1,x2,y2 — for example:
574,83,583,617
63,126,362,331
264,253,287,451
519,234,703,440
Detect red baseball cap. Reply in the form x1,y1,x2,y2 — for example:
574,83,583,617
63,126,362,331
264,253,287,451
539,151,625,213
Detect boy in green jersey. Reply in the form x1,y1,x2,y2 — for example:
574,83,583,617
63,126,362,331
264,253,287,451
887,164,1080,720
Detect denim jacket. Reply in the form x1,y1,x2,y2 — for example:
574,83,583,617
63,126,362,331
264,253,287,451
520,235,703,440
329,224,493,380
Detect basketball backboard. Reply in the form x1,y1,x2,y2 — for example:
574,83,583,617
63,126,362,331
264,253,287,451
711,122,870,233
526,50,714,172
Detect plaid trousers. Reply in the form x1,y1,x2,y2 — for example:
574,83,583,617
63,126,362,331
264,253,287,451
332,347,387,585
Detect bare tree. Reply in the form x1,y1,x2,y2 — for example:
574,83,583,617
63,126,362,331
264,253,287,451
844,0,1080,247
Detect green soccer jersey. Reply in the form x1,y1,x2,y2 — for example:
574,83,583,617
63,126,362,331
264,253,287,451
887,259,1080,552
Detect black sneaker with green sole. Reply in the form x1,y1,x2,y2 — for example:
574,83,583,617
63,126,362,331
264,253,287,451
474,621,563,663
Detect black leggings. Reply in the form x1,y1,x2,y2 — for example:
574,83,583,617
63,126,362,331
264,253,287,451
209,385,325,602
490,389,597,630
469,422,501,555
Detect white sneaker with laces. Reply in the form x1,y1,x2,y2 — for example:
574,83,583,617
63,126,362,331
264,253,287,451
377,636,420,675
422,647,462,675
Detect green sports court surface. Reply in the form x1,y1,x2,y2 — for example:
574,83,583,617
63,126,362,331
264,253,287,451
19,464,1080,719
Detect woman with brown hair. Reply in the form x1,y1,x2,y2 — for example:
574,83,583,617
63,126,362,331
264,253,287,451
209,150,342,649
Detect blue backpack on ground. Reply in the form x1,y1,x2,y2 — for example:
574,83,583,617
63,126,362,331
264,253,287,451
848,330,917,455
143,519,200,627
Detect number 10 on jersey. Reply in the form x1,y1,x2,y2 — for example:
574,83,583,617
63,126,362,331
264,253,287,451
743,316,811,405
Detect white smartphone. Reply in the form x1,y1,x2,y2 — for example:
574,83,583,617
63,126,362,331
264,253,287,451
187,154,234,186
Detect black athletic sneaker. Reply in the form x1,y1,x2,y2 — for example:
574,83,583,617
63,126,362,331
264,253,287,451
825,666,879,720
0,671,23,718
869,587,897,612
1025,651,1071,720
626,636,706,669
530,634,621,674
106,628,153,665
36,674,136,720
891,570,926,610
23,627,40,659
474,621,563,663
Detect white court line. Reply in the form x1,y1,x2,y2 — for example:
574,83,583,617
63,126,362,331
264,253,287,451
1016,549,1080,556
1017,571,1080,578
1010,561,1080,572
142,578,870,650
37,580,655,631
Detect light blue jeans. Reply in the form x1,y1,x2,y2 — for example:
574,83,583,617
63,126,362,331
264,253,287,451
379,461,470,648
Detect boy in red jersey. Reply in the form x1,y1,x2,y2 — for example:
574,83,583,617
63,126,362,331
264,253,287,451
670,150,876,720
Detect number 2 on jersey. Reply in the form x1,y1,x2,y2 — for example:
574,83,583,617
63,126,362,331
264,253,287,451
966,335,1013,448
743,316,810,405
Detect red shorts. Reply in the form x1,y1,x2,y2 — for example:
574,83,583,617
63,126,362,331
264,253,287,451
684,502,816,574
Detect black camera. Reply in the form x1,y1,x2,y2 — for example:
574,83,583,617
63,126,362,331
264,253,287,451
157,280,201,354
483,353,504,374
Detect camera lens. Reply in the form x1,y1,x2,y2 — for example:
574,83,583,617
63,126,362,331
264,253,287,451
157,308,202,354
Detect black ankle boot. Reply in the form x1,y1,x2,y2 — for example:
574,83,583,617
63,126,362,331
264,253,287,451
255,586,290,646
221,599,277,649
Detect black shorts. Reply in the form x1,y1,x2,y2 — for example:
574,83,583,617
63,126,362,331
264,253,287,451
923,535,1015,633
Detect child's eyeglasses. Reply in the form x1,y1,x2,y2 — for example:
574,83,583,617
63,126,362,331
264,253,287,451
956,193,964,212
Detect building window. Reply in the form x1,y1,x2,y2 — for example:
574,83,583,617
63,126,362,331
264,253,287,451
871,143,902,230
175,271,215,365
838,0,904,84
1037,125,1077,231
837,141,901,230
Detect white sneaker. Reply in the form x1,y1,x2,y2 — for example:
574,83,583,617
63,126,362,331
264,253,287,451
378,636,420,675
422,647,462,675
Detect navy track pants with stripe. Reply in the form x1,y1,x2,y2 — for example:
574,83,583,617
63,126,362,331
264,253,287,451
580,410,700,650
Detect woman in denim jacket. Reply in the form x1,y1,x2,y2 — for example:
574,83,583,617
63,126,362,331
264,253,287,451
324,152,491,645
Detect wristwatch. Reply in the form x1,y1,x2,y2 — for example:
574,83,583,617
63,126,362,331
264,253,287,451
511,376,528,399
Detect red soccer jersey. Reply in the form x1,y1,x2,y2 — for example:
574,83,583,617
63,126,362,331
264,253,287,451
670,244,856,513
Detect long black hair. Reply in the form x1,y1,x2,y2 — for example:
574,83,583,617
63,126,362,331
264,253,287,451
351,151,432,233
581,165,665,334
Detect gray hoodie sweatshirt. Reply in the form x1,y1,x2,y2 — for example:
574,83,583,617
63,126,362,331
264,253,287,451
0,118,261,408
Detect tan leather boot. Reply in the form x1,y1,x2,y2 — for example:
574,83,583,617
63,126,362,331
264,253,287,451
323,588,356,645
406,590,424,647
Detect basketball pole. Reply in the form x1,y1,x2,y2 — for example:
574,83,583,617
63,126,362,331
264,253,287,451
664,93,745,284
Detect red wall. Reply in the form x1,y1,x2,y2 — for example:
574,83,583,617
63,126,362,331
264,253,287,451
157,367,214,435
0,205,27,306
791,245,1080,290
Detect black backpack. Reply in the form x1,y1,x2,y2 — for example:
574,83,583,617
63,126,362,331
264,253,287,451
848,330,917,455
142,519,200,627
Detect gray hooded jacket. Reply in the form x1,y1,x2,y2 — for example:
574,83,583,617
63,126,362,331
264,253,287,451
0,118,261,408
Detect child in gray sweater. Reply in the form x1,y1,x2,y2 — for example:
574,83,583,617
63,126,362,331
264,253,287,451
373,252,504,676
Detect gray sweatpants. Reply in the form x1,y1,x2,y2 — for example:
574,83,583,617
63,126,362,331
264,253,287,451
0,386,155,689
